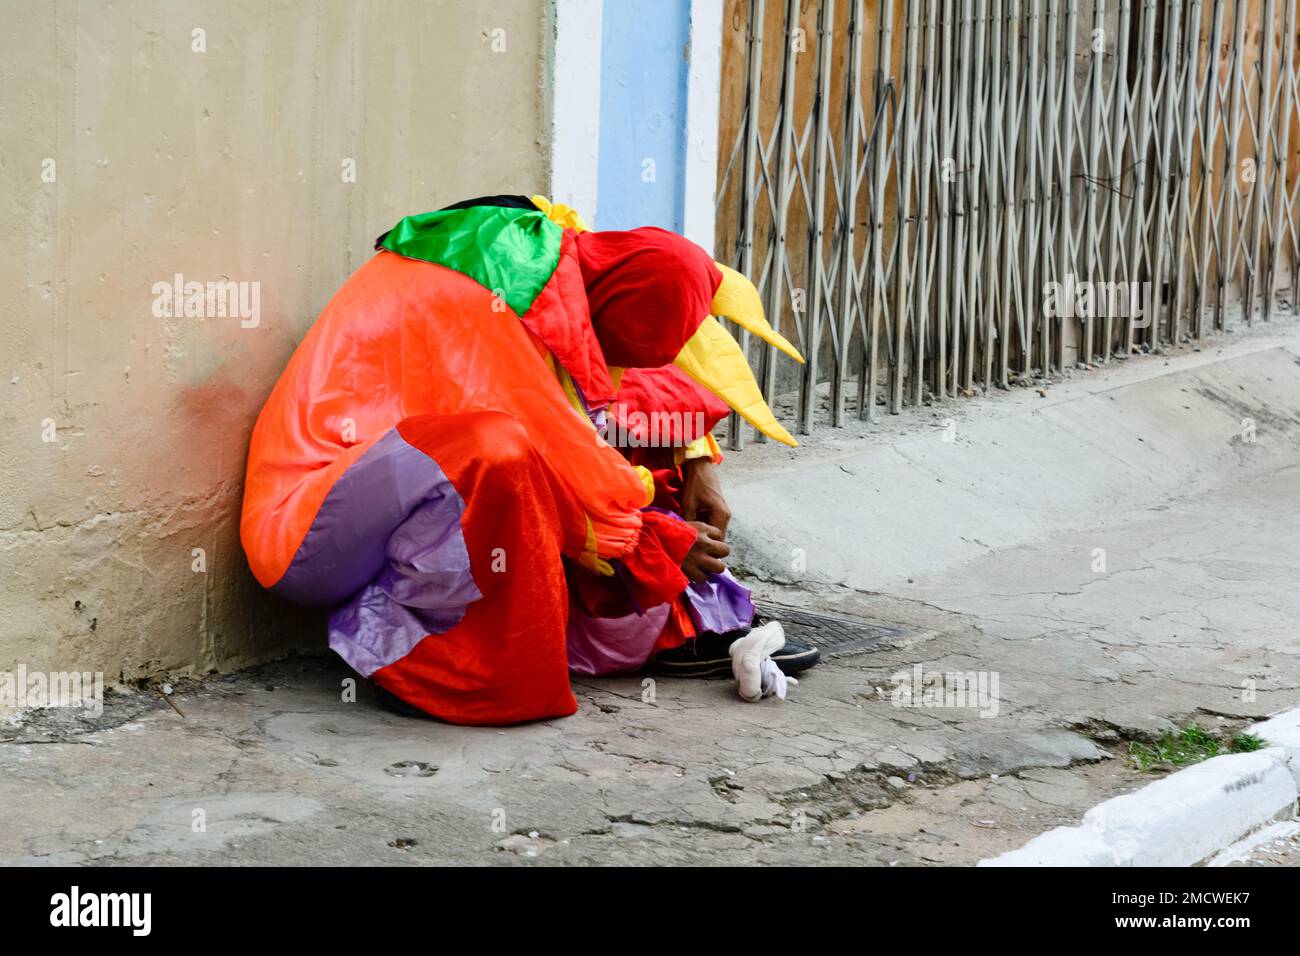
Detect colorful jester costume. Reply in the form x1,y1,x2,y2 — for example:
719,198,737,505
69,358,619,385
240,195,802,725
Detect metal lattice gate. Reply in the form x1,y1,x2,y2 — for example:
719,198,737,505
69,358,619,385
715,0,1300,446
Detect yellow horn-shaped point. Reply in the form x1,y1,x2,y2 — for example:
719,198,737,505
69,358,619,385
673,316,798,447
531,195,590,233
711,263,804,364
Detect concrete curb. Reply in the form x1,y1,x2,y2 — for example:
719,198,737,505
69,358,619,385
978,707,1300,867
1248,708,1300,787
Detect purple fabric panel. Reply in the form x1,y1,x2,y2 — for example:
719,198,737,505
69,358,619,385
328,492,483,677
684,568,755,635
329,585,446,677
269,426,481,677
375,496,481,611
272,428,462,607
566,600,671,676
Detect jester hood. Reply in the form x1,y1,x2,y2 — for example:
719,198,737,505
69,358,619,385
240,195,801,724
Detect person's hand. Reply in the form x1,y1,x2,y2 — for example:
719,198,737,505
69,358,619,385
681,457,731,540
681,520,729,583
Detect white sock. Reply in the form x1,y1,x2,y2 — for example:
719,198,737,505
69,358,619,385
729,621,797,702
758,657,796,700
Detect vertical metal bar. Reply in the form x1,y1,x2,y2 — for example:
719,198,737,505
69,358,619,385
832,0,864,427
937,0,957,400
997,0,1020,386
965,0,989,390
1082,0,1106,365
1020,0,1043,375
1275,0,1299,319
982,0,1004,389
1149,0,1183,351
798,0,836,433
1265,0,1295,320
912,0,938,407
1215,0,1247,329
1291,17,1300,299
1102,0,1132,361
864,0,894,420
1246,0,1277,322
1124,0,1157,357
1170,0,1203,343
953,0,975,394
891,0,921,413
728,0,767,450
755,0,800,444
1040,0,1058,371
1192,0,1226,338
1055,0,1078,370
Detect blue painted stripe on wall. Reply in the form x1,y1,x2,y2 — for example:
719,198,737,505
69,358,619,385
596,0,691,232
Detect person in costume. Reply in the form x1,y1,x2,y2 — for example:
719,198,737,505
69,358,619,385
240,195,818,725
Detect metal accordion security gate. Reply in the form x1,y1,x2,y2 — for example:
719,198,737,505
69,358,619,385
714,0,1300,446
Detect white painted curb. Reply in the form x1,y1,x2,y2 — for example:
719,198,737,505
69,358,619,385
1249,709,1300,787
979,706,1300,867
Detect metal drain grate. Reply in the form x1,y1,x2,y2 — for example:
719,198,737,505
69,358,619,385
755,603,901,657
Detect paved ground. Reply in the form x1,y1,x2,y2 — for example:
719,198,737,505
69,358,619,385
3,325,1299,866
2,458,1296,865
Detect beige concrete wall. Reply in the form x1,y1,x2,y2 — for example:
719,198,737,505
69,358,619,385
0,0,551,684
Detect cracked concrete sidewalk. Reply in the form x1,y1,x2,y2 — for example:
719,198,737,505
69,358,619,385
3,328,1299,866
3,460,1297,865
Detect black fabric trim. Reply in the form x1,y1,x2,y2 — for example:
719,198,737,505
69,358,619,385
439,194,536,212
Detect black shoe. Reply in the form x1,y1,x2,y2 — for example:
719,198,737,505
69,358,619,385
648,620,821,678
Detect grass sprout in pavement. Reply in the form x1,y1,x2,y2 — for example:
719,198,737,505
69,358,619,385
1127,724,1265,772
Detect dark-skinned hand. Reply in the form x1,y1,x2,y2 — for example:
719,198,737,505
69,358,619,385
681,456,731,540
681,520,730,583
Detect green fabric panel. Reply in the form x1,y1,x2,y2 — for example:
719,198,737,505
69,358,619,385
377,205,561,318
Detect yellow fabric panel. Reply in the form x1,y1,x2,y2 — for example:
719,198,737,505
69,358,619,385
681,434,714,461
711,262,804,363
673,316,798,447
531,195,590,233
633,465,656,506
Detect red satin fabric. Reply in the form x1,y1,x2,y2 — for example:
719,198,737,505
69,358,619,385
612,365,731,446
373,412,577,725
518,231,616,408
574,227,724,369
375,414,701,724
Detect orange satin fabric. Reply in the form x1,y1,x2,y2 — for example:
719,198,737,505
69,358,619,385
240,249,648,589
